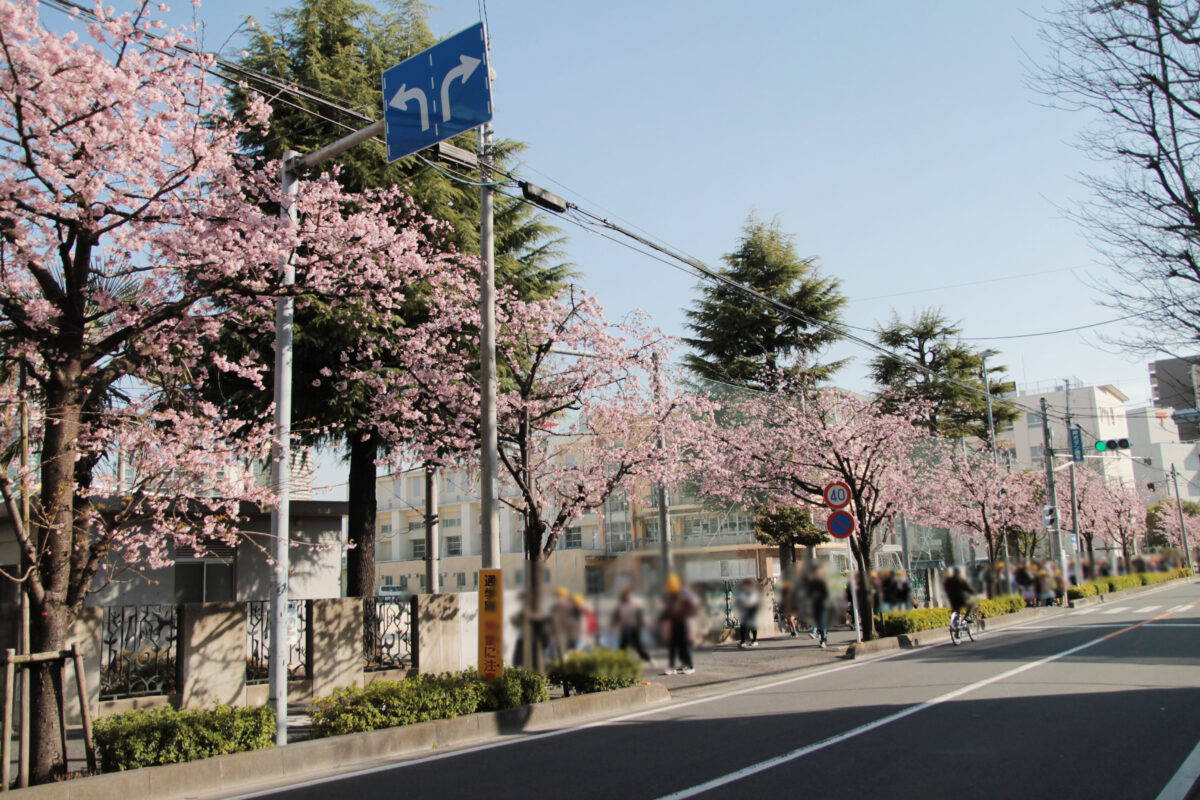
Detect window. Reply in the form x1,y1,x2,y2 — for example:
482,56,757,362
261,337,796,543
445,536,462,557
408,474,424,499
380,574,393,586
380,523,392,535
376,539,392,562
473,572,479,587
585,567,603,595
408,520,424,532
643,519,659,543
1030,445,1044,463
563,527,582,549
419,574,425,589
1027,413,1043,428
604,493,628,513
442,517,461,529
412,540,426,560
456,572,466,588
399,575,408,590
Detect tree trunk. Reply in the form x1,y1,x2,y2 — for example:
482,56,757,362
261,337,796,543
851,534,876,641
525,516,546,673
778,542,795,581
346,432,378,597
31,374,83,783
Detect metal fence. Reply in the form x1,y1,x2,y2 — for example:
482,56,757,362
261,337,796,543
245,600,310,684
99,604,178,701
363,596,412,671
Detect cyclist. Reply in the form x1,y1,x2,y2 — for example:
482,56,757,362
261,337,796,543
943,567,978,622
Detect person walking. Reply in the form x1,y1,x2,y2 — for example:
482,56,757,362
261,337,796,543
660,573,697,675
806,564,830,648
735,579,761,648
613,586,652,663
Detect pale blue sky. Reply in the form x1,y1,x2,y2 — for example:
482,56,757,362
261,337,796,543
63,0,1168,493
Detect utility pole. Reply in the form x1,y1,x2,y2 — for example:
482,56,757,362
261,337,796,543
981,351,1014,593
478,121,501,572
1039,397,1070,586
1064,381,1083,587
653,352,673,580
17,364,30,787
269,118,385,748
425,464,440,594
1171,464,1195,573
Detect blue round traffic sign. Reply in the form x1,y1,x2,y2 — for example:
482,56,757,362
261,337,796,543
827,510,856,539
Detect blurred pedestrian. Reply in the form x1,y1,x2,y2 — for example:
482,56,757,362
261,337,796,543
660,573,697,675
735,579,761,648
779,581,800,637
550,586,581,658
806,564,830,648
573,593,596,649
613,586,652,663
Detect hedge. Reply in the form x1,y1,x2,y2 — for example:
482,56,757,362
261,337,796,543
876,594,1025,638
1067,569,1192,600
309,667,550,738
548,649,642,695
93,704,274,772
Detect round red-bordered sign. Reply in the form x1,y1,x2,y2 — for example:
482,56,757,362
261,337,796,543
823,481,851,510
826,510,856,539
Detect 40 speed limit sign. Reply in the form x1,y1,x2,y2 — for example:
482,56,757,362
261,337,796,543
823,481,851,510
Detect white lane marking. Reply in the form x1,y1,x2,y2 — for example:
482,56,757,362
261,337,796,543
655,603,1196,800
1071,606,1100,615
1135,605,1161,614
1101,606,1131,615
1157,736,1200,800
1167,604,1187,613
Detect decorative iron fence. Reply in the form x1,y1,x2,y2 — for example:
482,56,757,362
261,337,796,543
99,604,178,701
245,600,310,684
363,596,412,671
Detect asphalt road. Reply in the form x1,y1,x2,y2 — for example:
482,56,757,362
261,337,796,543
235,581,1200,800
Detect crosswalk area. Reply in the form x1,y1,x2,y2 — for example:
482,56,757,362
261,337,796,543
1068,603,1192,617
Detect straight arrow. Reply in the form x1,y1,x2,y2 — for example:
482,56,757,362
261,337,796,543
440,54,481,123
389,83,429,131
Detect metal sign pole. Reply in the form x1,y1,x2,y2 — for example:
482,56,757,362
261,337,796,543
846,539,862,643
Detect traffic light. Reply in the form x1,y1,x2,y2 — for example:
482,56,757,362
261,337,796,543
1094,438,1130,452
1042,505,1057,530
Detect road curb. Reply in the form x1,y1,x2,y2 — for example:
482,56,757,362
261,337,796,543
9,683,671,800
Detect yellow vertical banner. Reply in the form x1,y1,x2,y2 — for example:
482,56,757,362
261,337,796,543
478,569,503,681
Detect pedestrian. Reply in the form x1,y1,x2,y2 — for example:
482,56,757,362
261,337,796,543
550,586,579,659
573,593,595,649
778,581,799,637
660,573,697,675
1036,569,1056,607
613,586,652,662
735,579,761,648
893,569,912,610
806,564,830,648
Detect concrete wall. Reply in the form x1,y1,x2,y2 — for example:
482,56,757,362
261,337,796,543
179,603,246,708
310,598,363,697
413,590,522,674
236,519,344,602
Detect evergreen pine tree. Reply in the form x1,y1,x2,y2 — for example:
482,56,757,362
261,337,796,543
682,215,846,392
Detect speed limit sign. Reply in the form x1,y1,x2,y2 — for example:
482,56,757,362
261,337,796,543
823,481,851,510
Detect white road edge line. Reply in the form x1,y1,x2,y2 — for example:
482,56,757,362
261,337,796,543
1157,736,1200,800
655,600,1198,800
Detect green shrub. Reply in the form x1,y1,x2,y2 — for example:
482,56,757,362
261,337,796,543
1067,582,1098,600
1106,574,1142,592
977,594,1025,618
310,673,483,738
93,704,274,772
547,649,642,695
475,667,549,711
876,607,950,637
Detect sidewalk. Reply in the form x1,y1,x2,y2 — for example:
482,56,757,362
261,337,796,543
649,622,862,698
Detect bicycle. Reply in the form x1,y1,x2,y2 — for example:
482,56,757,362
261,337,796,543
948,606,982,645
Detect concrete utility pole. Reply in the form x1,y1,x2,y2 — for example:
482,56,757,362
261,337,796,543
981,351,1014,593
478,121,501,571
653,352,673,580
269,119,385,748
1064,381,1083,587
1039,397,1070,586
425,464,441,594
1171,464,1195,573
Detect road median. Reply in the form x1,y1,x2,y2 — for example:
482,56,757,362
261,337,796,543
9,682,670,800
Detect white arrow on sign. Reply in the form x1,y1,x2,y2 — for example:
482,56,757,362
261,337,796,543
389,83,429,131
440,54,482,123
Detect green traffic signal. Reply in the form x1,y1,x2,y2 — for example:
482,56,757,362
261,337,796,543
1095,440,1107,451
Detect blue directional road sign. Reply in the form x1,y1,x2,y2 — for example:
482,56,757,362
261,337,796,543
1069,427,1084,463
827,511,856,539
382,22,492,162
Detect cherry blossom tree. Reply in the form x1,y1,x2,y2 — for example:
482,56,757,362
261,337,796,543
911,443,1040,593
698,386,928,639
1146,496,1197,560
0,0,473,780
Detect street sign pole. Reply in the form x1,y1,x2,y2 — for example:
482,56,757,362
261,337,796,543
1065,382,1083,587
478,119,500,573
1040,398,1070,591
823,484,861,643
846,538,862,643
1171,465,1195,574
981,353,1014,594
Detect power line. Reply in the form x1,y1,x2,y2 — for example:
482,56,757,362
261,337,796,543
964,315,1138,341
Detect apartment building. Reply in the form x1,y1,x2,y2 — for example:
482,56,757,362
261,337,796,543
1149,357,1200,441
996,380,1136,489
1127,407,1200,504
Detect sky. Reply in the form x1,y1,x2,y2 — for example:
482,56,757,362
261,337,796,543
48,0,1171,494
